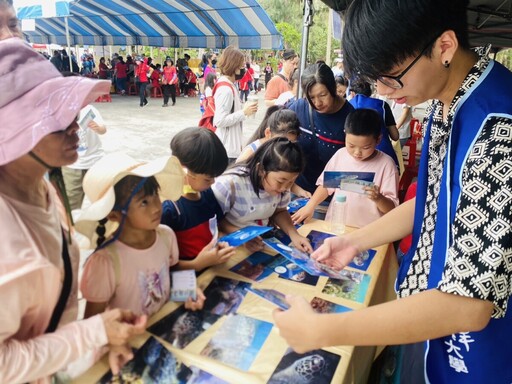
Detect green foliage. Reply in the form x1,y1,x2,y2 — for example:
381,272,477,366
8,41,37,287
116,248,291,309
276,22,301,51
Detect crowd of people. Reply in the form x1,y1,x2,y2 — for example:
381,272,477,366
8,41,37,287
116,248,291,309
1,0,510,382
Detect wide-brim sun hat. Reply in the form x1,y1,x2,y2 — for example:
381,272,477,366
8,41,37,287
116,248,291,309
0,37,111,166
75,153,185,248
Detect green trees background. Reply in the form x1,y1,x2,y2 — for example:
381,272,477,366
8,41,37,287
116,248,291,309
259,0,341,63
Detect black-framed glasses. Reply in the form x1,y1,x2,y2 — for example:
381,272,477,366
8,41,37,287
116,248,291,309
377,37,437,89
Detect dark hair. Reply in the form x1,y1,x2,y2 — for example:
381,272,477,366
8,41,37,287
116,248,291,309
349,79,372,97
301,63,337,109
237,137,305,197
205,72,216,89
247,105,283,143
113,176,160,211
171,127,228,177
289,67,300,88
95,175,160,247
343,0,470,80
345,109,382,140
267,109,301,138
335,76,348,87
282,49,297,61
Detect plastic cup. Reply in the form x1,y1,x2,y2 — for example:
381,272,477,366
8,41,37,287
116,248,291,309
247,95,258,118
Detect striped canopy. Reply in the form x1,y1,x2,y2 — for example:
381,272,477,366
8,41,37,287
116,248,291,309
20,0,282,49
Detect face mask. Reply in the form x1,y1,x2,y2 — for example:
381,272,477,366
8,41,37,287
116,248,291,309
235,68,246,81
211,59,217,66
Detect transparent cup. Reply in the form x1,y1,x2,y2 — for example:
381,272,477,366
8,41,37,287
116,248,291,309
247,94,258,119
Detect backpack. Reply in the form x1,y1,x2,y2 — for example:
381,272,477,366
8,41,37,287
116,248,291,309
198,81,235,132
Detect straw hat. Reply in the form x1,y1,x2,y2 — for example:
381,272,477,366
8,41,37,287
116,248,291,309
75,153,184,247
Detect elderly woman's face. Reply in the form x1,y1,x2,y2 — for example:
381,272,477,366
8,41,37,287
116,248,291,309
308,83,335,113
31,122,80,167
0,4,22,40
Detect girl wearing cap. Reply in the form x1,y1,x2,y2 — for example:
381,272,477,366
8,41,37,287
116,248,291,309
212,137,313,254
0,38,146,382
77,154,205,319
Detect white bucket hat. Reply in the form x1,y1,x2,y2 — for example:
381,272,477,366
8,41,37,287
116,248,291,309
75,153,184,248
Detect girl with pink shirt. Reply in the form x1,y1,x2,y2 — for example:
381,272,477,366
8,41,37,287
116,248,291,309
292,109,399,228
76,153,205,319
0,37,146,383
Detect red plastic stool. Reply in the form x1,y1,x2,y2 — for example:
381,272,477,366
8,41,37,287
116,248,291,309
95,94,112,102
150,85,163,98
128,83,138,95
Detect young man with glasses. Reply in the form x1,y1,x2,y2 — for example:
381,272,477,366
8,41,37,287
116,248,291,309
273,0,512,382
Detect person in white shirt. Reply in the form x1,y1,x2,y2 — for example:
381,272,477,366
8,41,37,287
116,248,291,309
252,61,261,94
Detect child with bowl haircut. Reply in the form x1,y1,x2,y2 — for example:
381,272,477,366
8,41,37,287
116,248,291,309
292,109,399,228
77,153,205,318
161,127,236,271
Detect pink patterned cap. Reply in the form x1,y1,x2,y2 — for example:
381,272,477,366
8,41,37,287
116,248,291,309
0,38,111,165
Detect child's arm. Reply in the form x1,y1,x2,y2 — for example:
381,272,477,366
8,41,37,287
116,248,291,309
364,184,397,214
291,183,311,198
176,239,236,271
272,208,313,253
291,185,329,224
184,288,206,311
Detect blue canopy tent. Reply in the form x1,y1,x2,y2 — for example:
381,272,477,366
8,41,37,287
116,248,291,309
18,0,282,49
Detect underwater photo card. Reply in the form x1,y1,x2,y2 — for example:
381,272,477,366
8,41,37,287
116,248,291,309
202,276,251,315
229,251,288,282
306,230,377,272
310,297,353,314
98,337,181,383
267,348,341,384
147,307,221,349
200,314,273,371
323,171,375,194
218,226,273,247
322,271,372,304
245,287,290,310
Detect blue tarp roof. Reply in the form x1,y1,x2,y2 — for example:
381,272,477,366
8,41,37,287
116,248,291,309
20,0,282,49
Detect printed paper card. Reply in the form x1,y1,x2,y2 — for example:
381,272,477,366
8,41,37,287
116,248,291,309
310,297,353,314
278,265,320,286
322,270,372,304
78,108,96,130
98,336,229,383
229,251,289,282
209,214,219,245
147,306,221,349
201,276,251,315
171,270,197,302
200,314,273,370
218,225,273,247
263,237,351,279
267,348,341,384
306,230,377,271
287,197,310,213
245,287,290,310
323,171,375,194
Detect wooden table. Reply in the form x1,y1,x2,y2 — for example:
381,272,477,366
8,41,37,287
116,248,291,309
74,220,398,384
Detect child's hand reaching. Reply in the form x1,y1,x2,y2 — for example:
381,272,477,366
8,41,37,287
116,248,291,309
289,232,313,253
184,288,206,311
195,239,236,269
291,204,315,225
245,237,264,253
364,184,382,202
108,344,134,375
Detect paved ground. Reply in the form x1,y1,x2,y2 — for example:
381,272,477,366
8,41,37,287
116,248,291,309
93,91,263,160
